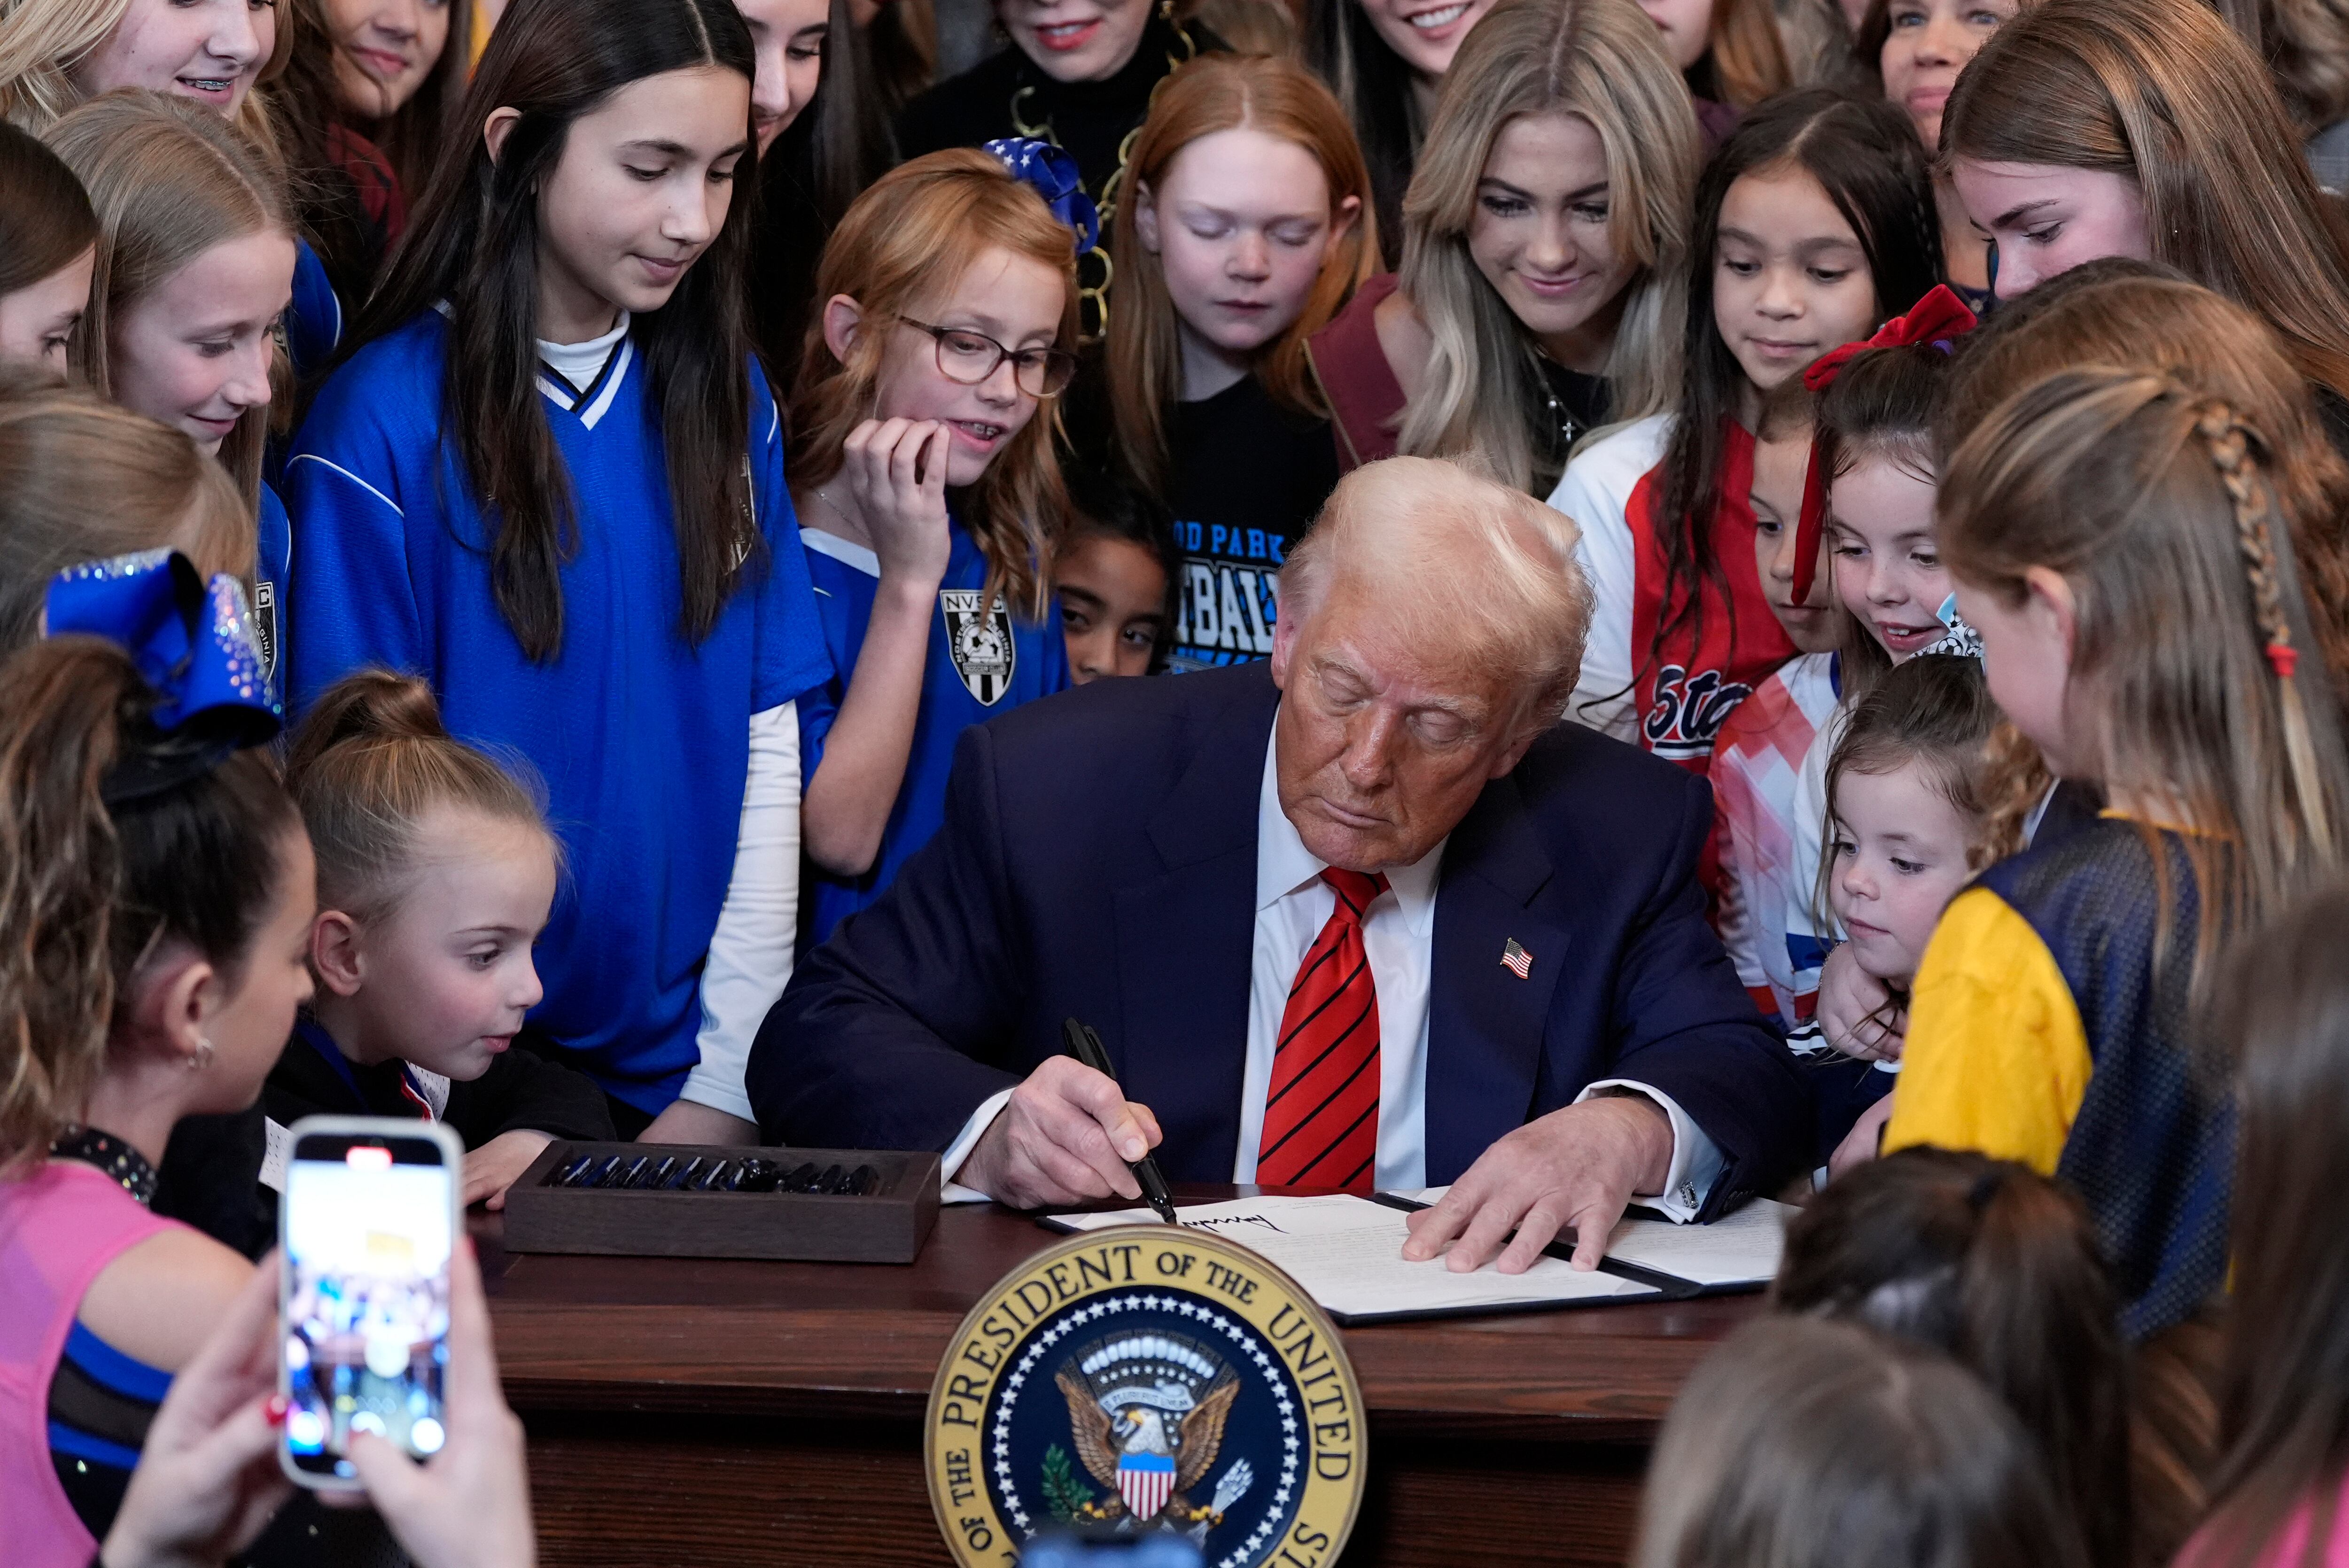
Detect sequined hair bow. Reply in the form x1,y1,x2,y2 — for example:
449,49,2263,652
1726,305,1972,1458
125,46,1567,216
984,137,1100,257
44,549,282,804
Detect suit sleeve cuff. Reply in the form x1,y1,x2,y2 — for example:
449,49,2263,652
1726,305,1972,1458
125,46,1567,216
1575,1079,1725,1222
940,1088,1016,1187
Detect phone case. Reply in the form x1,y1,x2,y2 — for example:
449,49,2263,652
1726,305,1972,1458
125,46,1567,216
277,1115,465,1491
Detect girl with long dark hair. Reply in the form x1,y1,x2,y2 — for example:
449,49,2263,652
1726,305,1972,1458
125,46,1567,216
1550,89,1937,778
284,0,830,1143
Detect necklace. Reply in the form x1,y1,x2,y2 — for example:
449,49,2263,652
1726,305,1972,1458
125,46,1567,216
51,1125,158,1207
1007,4,1198,338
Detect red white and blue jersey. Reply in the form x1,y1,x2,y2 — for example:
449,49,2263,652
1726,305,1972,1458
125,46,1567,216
1548,414,1798,776
1711,652,1841,1025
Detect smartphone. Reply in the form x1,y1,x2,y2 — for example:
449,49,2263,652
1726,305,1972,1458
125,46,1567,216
278,1116,463,1490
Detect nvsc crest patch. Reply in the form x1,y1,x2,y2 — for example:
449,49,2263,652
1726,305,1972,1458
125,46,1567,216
939,589,1016,706
926,1227,1367,1568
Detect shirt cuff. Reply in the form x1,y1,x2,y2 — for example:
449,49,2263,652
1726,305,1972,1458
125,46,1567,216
1574,1079,1725,1222
940,1088,1016,1188
682,702,800,1122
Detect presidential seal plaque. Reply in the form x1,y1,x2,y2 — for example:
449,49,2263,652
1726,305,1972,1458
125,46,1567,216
925,1226,1368,1568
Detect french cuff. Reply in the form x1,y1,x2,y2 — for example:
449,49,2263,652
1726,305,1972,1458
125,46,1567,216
940,1088,1016,1187
1574,1079,1725,1222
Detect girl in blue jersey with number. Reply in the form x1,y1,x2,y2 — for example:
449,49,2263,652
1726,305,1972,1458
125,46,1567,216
787,142,1080,949
284,0,829,1143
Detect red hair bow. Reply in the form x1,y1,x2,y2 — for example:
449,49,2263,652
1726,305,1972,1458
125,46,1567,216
1790,286,1980,602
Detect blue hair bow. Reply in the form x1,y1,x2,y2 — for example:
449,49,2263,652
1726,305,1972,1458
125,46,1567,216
45,550,282,803
984,138,1100,257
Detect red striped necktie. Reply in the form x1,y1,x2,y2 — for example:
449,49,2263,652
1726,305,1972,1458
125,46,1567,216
1257,868,1388,1193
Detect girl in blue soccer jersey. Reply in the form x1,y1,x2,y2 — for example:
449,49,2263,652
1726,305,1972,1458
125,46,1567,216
786,143,1080,949
283,0,830,1143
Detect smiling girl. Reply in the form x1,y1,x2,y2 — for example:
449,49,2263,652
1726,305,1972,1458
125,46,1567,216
286,0,831,1142
0,0,288,135
787,145,1079,947
45,91,295,684
0,121,93,372
1941,0,2349,411
1103,54,1371,669
272,0,469,300
1304,0,1497,258
1552,89,1937,778
1308,0,1697,495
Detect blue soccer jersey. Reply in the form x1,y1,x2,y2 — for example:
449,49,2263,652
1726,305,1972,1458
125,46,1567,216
284,310,831,1112
255,481,289,700
798,524,1068,949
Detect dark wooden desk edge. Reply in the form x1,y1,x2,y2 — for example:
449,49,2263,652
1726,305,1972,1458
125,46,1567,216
477,1187,1757,1450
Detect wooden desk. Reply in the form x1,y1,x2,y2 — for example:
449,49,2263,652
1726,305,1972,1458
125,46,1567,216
481,1188,1759,1568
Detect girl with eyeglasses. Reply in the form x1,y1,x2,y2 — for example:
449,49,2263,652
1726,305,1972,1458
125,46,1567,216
284,0,831,1146
787,145,1081,950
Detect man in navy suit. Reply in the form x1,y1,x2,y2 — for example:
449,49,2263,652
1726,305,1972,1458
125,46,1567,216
749,458,1808,1272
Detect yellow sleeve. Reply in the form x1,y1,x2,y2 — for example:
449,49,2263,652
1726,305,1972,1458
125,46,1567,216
1882,886,2093,1175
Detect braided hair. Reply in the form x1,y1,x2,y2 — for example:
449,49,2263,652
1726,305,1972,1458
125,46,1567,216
1938,367,2349,994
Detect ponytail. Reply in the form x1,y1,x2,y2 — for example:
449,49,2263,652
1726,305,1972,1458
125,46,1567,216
0,638,296,1172
288,668,552,920
1775,1148,2135,1568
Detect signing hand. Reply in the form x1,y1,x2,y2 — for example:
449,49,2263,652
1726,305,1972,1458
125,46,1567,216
1401,1096,1674,1274
1818,943,1905,1063
462,1130,553,1211
100,1258,292,1568
839,417,952,584
346,1235,536,1568
958,1056,1165,1210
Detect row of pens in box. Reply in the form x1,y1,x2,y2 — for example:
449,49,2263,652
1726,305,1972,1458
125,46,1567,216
546,1152,885,1195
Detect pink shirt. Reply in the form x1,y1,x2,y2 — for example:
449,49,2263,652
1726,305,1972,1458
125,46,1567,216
2180,1476,2349,1568
0,1160,180,1568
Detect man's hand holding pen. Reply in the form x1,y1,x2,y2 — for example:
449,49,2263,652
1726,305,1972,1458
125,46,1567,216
958,1055,1165,1210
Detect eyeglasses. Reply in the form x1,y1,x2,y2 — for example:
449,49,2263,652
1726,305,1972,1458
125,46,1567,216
896,315,1077,398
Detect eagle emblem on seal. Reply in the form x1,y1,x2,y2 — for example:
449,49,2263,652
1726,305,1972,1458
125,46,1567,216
1050,1333,1255,1537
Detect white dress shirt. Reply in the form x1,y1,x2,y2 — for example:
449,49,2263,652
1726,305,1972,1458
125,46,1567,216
945,720,1726,1220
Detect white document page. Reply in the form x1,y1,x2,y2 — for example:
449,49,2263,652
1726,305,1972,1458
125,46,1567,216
1050,1195,1658,1321
1399,1187,1793,1289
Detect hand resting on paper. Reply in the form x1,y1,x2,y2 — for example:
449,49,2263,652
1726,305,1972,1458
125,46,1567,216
958,1055,1164,1210
1401,1095,1674,1273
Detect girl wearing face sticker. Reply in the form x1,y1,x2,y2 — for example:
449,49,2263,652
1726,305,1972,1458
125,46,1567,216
286,0,831,1146
1552,90,1937,787
1885,366,2349,1349
270,0,469,304
0,123,94,374
1942,0,2349,416
268,671,613,1214
786,147,1079,950
46,93,296,690
1308,0,1697,497
894,0,1217,335
0,608,315,1564
1097,54,1371,672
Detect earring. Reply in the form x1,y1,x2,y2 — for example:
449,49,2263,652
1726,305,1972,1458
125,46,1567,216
188,1037,216,1072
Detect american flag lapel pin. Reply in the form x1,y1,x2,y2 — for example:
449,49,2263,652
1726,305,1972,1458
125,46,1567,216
1501,938,1532,980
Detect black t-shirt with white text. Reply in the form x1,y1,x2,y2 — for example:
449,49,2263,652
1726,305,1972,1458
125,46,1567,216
1165,374,1341,670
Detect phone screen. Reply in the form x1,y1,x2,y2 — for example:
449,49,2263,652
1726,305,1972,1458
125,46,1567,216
281,1127,455,1481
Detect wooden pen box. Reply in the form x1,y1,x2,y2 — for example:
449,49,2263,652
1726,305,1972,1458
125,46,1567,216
501,1141,942,1264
